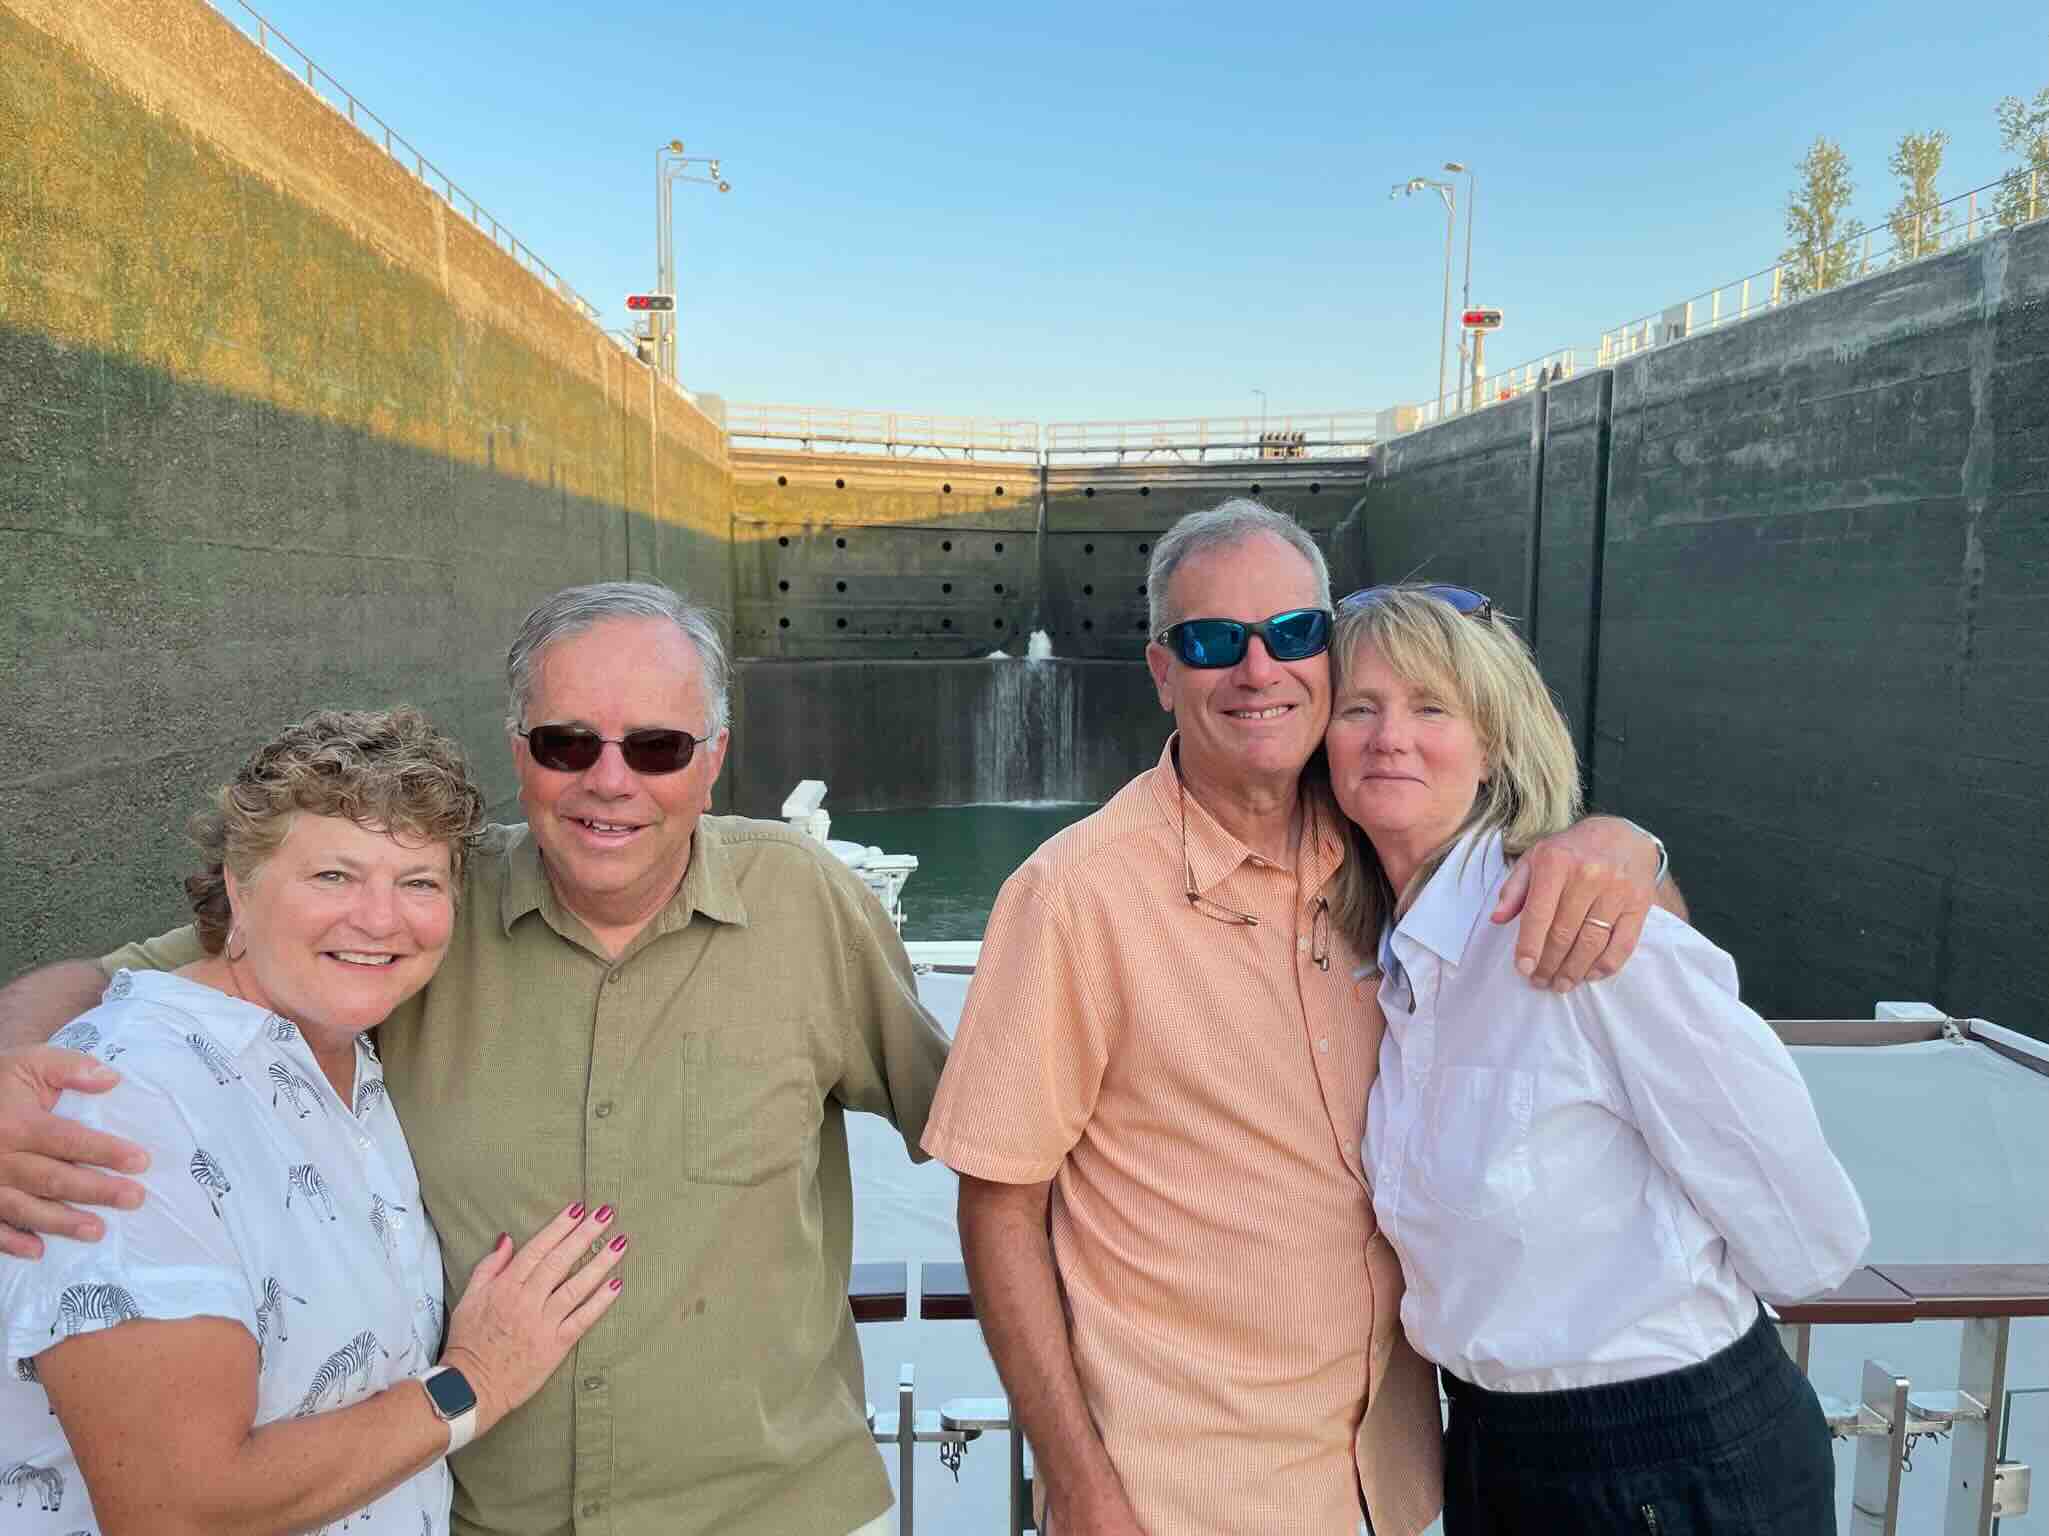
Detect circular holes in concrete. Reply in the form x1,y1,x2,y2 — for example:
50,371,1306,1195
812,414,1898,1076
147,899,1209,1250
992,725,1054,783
1309,482,1322,494
942,582,953,594
942,540,954,552
995,485,1005,496
778,617,791,628
836,618,848,629
942,483,953,494
994,618,1006,630
1083,542,1095,554
942,618,953,630
1084,487,1096,498
778,536,790,547
835,537,848,549
777,580,790,592
1082,584,1094,596
776,475,788,487
1140,486,1151,497
994,541,1005,553
1082,619,1094,631
1250,483,1261,494
994,583,1005,595
836,580,847,593
835,478,846,490
1137,542,1151,554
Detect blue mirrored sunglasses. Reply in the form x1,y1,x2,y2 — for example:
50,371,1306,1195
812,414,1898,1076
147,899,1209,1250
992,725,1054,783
1337,583,1494,620
1153,607,1334,669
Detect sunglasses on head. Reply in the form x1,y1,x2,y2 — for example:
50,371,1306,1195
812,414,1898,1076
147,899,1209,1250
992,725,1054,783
517,724,711,775
1153,607,1335,669
1337,583,1494,620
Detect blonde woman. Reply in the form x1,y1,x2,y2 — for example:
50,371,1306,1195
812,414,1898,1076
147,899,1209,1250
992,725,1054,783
1324,586,1867,1534
1,708,626,1536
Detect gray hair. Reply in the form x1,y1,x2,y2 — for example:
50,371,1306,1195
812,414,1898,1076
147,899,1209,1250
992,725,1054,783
506,581,730,737
1145,499,1332,636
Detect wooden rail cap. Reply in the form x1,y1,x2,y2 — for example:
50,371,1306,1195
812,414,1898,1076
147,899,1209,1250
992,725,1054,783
1774,1263,2049,1325
850,1261,908,1323
919,1261,976,1320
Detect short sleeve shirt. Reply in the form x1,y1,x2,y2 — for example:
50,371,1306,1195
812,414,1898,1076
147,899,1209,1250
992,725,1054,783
1,970,449,1535
921,740,1444,1536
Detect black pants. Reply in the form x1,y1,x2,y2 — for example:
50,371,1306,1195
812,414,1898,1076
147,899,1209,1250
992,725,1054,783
1441,1311,1836,1534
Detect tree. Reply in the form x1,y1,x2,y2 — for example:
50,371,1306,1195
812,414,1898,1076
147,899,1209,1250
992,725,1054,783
1993,86,2049,228
1886,130,1949,261
1780,137,1857,296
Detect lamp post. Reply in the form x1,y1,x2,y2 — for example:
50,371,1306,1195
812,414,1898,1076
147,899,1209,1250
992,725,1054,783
1445,160,1475,405
1392,175,1457,417
654,139,731,385
1251,387,1267,452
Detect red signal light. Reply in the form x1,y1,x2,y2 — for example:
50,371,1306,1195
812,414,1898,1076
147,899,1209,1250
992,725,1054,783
625,293,675,312
1461,308,1503,331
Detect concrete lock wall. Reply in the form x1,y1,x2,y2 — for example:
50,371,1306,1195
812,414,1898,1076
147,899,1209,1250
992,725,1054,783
1,0,729,976
1352,221,2047,1030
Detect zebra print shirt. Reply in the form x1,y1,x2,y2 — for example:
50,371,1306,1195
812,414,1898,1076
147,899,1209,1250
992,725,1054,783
0,971,451,1536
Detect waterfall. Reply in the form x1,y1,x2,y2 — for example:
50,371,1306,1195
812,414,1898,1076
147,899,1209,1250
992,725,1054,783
968,641,1081,804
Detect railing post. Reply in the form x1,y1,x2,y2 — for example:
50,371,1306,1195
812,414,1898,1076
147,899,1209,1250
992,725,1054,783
1862,230,1871,275
1942,1316,2009,1536
1739,278,1751,320
897,1363,915,1536
1851,1359,1910,1534
1771,265,1783,307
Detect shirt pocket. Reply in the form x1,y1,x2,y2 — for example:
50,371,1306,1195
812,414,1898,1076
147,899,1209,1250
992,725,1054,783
681,1023,818,1187
1411,1066,1535,1224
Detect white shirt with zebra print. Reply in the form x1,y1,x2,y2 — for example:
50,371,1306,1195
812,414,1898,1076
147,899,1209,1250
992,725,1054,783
1,970,449,1536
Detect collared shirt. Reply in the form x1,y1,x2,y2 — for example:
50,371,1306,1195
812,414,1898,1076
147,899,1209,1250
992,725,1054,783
103,815,951,1536
1364,829,1870,1394
922,738,1443,1536
2,970,447,1535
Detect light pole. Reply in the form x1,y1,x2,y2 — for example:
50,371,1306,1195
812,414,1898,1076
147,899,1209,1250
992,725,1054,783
1445,160,1475,404
1251,387,1267,451
654,139,731,385
1392,175,1457,417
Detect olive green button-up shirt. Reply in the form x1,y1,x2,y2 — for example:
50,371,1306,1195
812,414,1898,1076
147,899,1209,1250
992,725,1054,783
105,815,950,1536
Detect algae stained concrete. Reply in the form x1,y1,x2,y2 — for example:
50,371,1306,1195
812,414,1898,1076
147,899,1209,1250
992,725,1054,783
1353,221,2048,1032
1,0,729,976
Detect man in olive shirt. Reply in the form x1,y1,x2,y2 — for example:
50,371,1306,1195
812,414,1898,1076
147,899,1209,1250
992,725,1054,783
0,582,949,1536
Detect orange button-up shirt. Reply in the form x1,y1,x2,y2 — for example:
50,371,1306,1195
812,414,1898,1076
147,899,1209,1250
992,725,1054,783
923,740,1442,1535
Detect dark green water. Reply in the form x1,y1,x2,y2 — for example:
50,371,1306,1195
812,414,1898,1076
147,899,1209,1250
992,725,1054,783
830,803,1098,939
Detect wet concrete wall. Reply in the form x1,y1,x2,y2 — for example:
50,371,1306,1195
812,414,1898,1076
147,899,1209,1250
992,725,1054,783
728,660,1167,815
1352,222,2048,1031
1,0,728,976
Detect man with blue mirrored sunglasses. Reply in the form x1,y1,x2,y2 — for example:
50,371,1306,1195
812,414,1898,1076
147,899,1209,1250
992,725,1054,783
930,501,1683,1536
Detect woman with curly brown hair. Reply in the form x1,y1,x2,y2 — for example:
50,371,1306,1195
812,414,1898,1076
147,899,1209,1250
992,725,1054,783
1,707,627,1536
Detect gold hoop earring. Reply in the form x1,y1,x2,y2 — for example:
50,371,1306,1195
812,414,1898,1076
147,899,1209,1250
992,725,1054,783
225,923,247,962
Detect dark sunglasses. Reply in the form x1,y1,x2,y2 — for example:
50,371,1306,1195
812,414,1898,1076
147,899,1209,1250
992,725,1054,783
1337,583,1494,620
517,724,711,775
1153,607,1334,669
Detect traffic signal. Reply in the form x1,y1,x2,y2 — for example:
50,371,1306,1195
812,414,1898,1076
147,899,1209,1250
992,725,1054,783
625,294,676,312
1461,308,1504,331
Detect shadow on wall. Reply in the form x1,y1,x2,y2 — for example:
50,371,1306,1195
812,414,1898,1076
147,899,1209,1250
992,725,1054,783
0,324,728,978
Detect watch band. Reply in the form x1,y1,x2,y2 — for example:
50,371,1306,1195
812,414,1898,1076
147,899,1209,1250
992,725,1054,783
417,1365,480,1455
1613,816,1670,890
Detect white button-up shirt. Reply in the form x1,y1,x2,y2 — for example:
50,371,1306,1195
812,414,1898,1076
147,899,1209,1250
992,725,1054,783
1,971,449,1535
1362,831,1869,1393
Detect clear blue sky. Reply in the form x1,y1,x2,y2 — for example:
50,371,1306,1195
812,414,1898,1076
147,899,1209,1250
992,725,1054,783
225,0,2046,424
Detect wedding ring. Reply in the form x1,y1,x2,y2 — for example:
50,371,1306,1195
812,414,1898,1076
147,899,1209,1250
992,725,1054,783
1584,917,1616,931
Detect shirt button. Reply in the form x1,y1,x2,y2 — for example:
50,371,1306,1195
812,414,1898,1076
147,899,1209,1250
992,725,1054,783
582,1375,604,1391
593,1102,613,1119
604,968,622,986
358,1136,372,1152
1317,1038,1331,1054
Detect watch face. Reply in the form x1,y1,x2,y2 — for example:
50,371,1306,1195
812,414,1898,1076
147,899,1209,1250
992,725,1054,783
424,1367,478,1419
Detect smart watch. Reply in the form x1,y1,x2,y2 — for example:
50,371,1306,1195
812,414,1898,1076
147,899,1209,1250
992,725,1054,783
418,1365,479,1454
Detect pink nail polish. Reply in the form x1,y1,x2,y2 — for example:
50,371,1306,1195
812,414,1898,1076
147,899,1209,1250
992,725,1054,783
595,1204,615,1224
608,1276,623,1292
608,1233,629,1252
567,1200,586,1220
